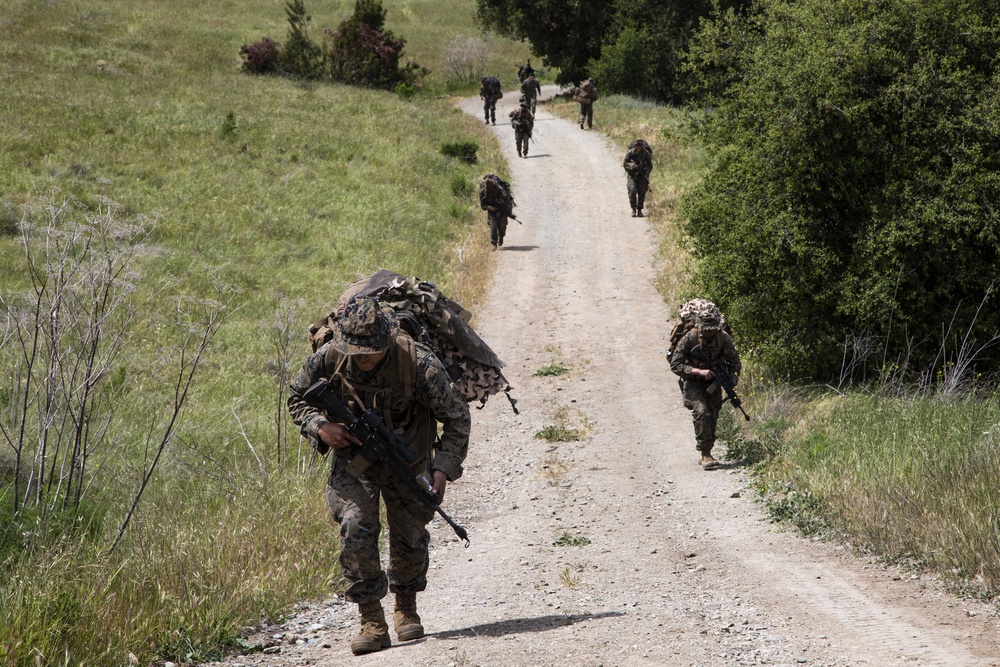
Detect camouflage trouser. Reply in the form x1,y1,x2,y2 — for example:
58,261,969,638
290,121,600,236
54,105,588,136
525,95,537,114
327,453,436,605
578,101,593,128
483,97,497,123
682,379,723,454
627,175,649,211
487,211,508,247
515,128,530,156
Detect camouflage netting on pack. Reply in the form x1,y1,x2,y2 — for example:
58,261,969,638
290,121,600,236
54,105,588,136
667,298,732,356
309,269,518,413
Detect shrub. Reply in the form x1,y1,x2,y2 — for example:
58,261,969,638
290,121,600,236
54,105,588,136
239,36,280,74
441,141,478,164
354,0,387,30
278,0,324,79
327,18,415,89
443,35,491,89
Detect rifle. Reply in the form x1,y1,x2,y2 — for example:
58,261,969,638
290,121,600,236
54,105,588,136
689,345,750,421
303,379,471,546
491,205,525,225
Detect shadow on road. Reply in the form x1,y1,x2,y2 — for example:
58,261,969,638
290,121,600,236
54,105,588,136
499,245,538,252
428,611,626,639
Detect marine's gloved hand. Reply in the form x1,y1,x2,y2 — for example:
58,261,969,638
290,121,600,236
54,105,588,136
510,212,516,219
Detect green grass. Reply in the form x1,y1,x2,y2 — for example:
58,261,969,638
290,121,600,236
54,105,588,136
754,390,1000,598
552,532,591,547
0,1,529,665
533,364,570,377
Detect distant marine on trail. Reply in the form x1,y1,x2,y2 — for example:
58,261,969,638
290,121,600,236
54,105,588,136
668,299,742,470
478,173,516,250
623,138,653,217
520,71,541,114
572,76,599,130
479,76,503,125
509,99,534,158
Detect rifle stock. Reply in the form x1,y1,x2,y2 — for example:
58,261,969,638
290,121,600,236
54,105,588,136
690,345,750,421
303,379,471,546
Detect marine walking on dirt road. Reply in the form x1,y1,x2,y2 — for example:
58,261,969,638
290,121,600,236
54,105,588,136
520,71,541,114
509,99,534,158
480,75,503,125
623,138,653,217
287,297,471,656
478,173,516,250
573,76,599,130
668,301,742,470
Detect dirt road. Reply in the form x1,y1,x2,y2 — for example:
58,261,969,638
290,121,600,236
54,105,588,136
211,90,1000,667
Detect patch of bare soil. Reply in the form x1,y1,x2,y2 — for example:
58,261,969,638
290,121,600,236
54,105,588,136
205,89,1000,667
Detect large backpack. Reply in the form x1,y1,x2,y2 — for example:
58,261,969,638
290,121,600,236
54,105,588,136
484,76,503,99
628,138,652,156
308,269,518,412
666,298,732,359
478,173,514,210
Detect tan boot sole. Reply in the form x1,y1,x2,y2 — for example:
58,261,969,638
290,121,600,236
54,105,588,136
396,622,424,642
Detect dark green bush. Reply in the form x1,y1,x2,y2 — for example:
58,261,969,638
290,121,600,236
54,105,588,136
683,0,1000,380
441,141,479,164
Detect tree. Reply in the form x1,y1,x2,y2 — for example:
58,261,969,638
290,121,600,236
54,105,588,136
682,0,1000,380
279,0,325,79
475,0,615,85
590,0,748,103
476,0,748,99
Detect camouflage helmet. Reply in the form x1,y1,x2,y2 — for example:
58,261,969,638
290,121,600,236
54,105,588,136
332,297,399,355
698,313,722,333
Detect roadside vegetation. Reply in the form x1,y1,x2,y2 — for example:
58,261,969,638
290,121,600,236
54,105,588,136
0,0,530,664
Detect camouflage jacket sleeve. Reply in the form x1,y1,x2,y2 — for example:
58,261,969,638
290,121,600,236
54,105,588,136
287,343,334,450
670,332,743,380
414,345,471,481
669,331,701,379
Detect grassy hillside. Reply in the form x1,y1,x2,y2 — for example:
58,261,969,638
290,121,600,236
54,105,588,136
0,1,531,664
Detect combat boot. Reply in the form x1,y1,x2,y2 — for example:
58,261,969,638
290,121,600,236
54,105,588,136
350,601,391,656
636,209,644,217
631,208,637,217
700,452,720,470
393,592,425,641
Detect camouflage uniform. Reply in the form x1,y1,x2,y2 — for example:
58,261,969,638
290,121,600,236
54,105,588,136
669,315,742,465
288,303,471,606
478,174,515,249
509,103,534,158
574,77,598,129
520,74,541,114
623,142,653,217
480,77,502,125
